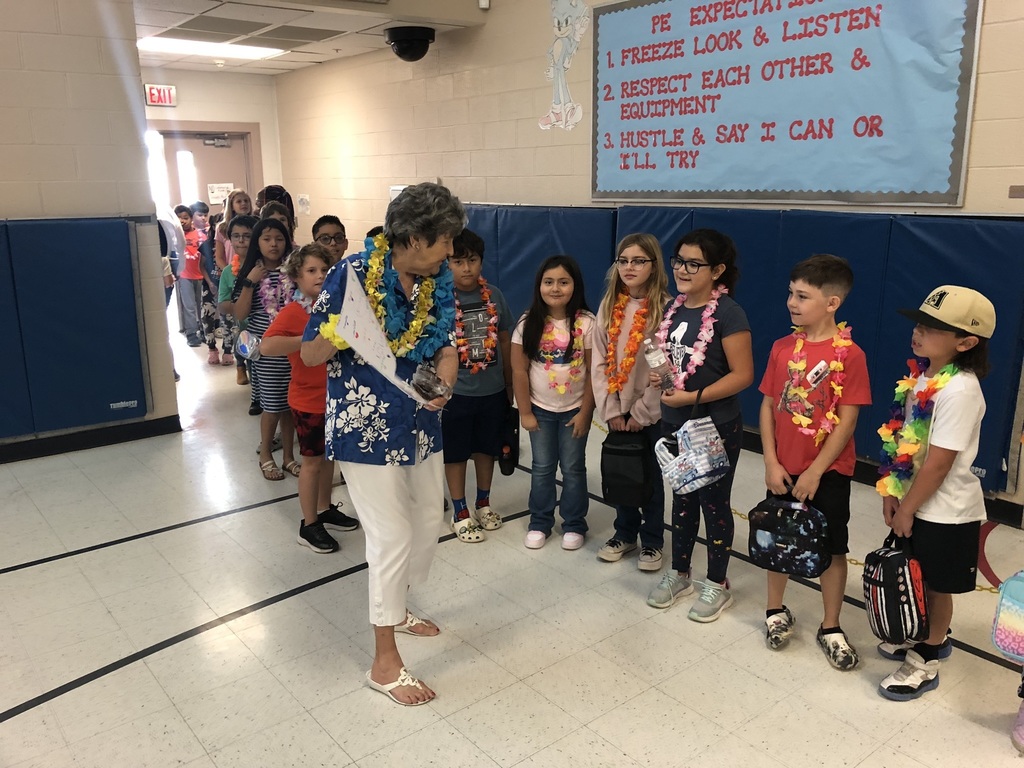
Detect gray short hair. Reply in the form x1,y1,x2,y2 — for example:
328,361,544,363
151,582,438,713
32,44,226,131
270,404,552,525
384,182,466,248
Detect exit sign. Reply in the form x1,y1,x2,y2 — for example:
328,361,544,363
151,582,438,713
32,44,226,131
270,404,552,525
144,84,176,107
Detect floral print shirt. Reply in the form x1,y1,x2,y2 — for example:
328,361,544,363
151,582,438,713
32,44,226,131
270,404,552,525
302,254,454,466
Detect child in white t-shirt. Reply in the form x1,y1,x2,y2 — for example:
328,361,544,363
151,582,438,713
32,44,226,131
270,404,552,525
876,285,996,701
511,255,595,552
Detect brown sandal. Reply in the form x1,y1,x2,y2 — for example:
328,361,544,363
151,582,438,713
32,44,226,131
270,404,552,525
259,460,284,481
283,460,301,478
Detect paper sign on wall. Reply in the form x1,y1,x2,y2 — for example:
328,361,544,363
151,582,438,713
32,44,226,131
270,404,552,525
207,183,235,205
334,262,426,403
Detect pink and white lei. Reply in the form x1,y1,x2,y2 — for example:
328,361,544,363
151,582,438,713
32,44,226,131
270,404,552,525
257,268,294,320
654,286,727,390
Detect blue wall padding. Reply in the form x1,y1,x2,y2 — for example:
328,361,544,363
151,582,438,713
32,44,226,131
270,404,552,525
777,211,894,458
690,209,786,426
615,206,694,263
465,205,616,319
8,219,147,433
0,225,36,439
465,203,1024,492
881,216,1024,491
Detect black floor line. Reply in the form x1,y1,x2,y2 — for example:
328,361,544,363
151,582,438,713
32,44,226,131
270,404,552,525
0,509,531,725
2,470,1016,725
1,488,335,576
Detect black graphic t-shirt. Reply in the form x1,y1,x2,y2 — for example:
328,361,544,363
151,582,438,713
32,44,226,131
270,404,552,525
454,283,513,396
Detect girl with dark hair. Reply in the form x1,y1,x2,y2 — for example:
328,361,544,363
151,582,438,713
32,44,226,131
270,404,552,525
511,255,596,551
646,228,754,622
232,218,299,480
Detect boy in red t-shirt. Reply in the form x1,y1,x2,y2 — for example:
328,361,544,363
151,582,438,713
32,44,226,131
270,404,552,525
758,254,871,670
175,205,205,347
263,243,359,553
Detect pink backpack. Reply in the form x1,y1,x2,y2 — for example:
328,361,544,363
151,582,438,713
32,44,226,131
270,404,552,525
992,569,1024,663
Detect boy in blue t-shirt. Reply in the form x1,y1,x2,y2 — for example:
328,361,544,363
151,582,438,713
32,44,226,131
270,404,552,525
444,229,514,542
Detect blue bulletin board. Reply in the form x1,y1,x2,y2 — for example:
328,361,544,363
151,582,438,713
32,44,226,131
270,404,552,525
592,0,981,204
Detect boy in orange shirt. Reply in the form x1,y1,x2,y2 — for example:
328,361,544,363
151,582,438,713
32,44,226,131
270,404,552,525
263,243,359,552
758,254,871,670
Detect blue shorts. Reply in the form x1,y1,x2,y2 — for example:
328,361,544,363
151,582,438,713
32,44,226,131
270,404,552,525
442,391,508,464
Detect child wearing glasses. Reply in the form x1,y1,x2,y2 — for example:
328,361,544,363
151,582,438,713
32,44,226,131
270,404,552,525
312,216,349,265
646,229,753,622
593,234,672,570
218,215,260,398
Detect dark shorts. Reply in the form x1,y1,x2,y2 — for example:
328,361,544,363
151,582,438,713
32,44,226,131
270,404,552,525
772,470,851,555
442,390,508,464
910,518,981,594
292,408,325,457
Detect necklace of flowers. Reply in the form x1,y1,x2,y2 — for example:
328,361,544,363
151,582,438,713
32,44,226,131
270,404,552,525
654,286,727,390
293,288,314,313
786,322,852,445
605,292,649,394
365,233,455,362
257,266,293,320
455,277,499,373
539,312,586,395
876,357,958,499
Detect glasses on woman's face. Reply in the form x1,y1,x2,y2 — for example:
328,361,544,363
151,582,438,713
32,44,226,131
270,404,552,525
315,234,348,246
670,257,711,274
615,258,652,269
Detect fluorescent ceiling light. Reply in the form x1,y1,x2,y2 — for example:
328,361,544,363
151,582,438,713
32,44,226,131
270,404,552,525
137,37,285,60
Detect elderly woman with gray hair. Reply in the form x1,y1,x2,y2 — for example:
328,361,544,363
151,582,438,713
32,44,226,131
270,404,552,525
301,182,465,706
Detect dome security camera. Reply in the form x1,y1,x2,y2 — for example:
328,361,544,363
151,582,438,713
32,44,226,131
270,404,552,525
384,26,435,62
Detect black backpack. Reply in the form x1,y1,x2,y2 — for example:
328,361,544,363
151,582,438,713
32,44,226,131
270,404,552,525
601,429,655,505
862,533,929,645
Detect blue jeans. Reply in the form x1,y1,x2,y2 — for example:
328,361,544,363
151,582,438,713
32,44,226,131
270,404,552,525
528,406,589,535
610,423,665,550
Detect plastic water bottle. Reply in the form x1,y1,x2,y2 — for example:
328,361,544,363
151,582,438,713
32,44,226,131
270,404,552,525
643,338,674,391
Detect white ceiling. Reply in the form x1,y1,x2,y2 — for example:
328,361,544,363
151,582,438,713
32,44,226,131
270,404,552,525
133,0,483,75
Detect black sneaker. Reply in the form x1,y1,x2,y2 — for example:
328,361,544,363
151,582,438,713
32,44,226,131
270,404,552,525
297,520,339,553
318,503,359,531
248,401,262,416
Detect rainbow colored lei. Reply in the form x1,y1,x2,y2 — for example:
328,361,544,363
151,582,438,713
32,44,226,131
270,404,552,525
876,358,958,499
786,322,852,446
539,313,586,395
318,233,455,362
605,293,648,394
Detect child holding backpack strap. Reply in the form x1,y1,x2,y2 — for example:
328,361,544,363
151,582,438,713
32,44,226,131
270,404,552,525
592,233,671,571
646,229,753,622
876,285,995,700
759,254,871,669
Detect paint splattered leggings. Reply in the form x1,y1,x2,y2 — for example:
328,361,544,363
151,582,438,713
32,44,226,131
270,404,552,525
668,414,744,584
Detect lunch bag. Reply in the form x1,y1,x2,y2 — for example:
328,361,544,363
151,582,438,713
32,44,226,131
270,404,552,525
992,569,1024,663
601,429,654,505
747,496,832,578
862,533,929,645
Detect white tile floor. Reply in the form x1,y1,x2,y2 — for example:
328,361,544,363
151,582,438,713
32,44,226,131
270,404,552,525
2,329,1023,767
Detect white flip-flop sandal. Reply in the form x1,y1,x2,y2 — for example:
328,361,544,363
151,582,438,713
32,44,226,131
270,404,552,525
394,611,439,636
365,667,432,706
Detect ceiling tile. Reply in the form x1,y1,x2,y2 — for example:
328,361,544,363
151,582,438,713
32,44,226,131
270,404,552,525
233,37,299,50
179,16,270,35
134,9,194,27
254,25,339,42
134,0,219,11
299,11,383,33
204,2,310,25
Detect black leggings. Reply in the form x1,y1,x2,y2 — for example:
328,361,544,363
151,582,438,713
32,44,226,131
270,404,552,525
668,415,743,584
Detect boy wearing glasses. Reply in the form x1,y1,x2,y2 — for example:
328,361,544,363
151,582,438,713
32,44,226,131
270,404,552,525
758,254,871,669
218,215,259,391
312,215,349,265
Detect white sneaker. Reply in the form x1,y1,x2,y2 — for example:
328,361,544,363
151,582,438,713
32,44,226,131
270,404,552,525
878,650,939,700
524,530,548,549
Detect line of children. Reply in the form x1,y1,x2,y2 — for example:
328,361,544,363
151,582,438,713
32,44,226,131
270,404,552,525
443,229,515,543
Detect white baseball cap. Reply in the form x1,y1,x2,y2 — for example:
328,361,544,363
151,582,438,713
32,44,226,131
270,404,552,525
898,285,995,339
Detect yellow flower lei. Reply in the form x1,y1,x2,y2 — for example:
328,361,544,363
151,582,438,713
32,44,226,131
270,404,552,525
318,233,437,357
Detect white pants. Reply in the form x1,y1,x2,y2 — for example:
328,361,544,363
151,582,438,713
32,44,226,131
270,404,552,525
338,452,445,627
